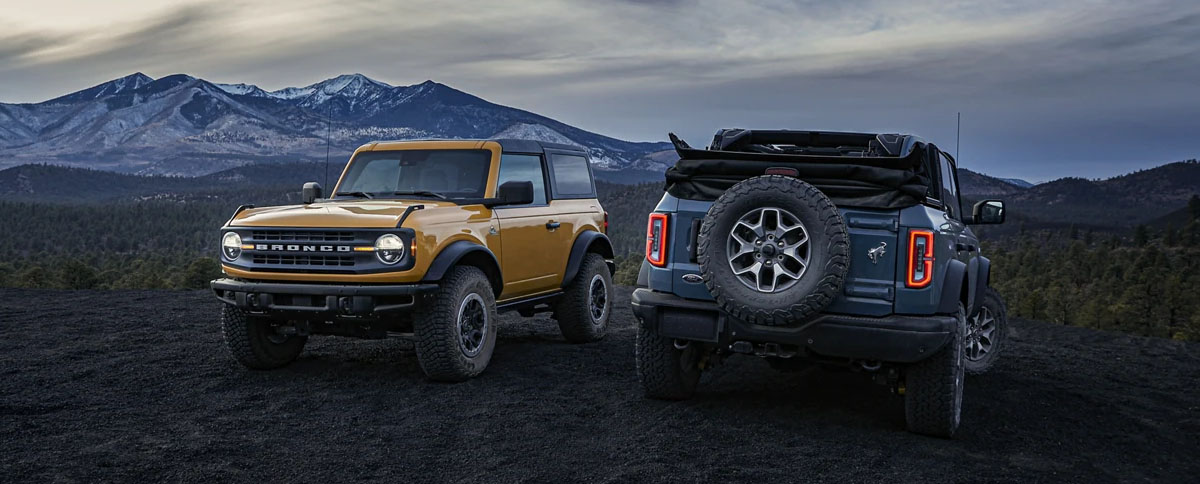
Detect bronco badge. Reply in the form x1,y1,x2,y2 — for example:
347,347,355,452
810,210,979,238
681,273,703,284
867,242,887,264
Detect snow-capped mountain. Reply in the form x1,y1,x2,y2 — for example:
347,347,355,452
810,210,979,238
0,73,672,176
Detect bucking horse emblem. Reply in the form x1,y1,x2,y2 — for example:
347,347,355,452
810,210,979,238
867,242,887,265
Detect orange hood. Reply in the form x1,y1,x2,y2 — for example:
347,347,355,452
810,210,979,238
228,199,475,228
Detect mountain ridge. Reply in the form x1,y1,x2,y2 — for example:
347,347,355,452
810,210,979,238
0,73,673,177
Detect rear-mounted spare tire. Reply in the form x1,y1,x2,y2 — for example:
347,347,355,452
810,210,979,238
697,175,850,327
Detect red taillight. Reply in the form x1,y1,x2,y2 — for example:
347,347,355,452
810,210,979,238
645,213,669,267
603,211,609,234
906,230,935,288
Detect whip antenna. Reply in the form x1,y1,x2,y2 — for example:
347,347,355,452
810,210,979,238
323,101,333,190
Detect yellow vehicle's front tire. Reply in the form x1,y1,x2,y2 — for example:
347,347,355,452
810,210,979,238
220,305,307,370
554,253,612,343
413,266,497,382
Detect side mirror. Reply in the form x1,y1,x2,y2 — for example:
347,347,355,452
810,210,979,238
302,182,323,204
486,181,534,207
972,200,1005,224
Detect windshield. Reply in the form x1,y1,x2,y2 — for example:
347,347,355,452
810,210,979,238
335,149,492,199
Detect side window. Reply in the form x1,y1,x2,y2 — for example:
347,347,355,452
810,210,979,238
923,144,942,202
496,153,547,205
549,153,594,198
938,152,962,219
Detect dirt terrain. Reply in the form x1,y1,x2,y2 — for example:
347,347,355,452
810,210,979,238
2,287,1198,483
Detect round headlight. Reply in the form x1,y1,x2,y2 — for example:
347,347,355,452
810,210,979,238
222,232,243,261
375,234,406,265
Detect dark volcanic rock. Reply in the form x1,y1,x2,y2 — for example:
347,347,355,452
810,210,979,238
0,287,1197,482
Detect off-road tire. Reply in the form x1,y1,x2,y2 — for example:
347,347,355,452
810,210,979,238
697,175,850,326
554,253,612,343
636,326,702,400
904,303,967,438
413,266,497,382
220,305,307,370
965,287,1007,375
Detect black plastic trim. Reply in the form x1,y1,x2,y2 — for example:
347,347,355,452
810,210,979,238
937,259,968,314
561,231,615,287
422,240,502,293
631,288,954,363
496,291,562,313
972,256,991,315
211,278,438,318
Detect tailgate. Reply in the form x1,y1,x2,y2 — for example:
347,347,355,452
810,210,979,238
824,207,899,316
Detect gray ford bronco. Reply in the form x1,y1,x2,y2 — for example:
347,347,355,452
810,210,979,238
631,129,1007,437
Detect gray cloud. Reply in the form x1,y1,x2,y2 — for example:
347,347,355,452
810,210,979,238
0,0,1197,180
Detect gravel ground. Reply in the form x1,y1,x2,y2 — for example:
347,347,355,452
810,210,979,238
2,287,1198,483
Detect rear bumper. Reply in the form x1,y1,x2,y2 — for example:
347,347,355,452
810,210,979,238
211,278,439,318
631,288,954,363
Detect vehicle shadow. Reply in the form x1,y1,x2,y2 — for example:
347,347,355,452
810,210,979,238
690,359,907,432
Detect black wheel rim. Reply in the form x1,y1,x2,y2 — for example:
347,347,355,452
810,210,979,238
588,274,608,324
457,293,488,358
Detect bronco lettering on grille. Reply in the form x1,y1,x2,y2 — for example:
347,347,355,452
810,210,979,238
254,244,352,252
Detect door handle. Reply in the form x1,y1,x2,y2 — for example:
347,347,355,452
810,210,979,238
545,221,561,230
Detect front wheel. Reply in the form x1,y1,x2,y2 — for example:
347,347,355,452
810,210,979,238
413,266,498,382
220,305,307,370
636,326,703,400
904,303,966,438
965,288,1007,375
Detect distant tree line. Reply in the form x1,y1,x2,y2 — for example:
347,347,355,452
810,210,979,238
2,188,1198,341
987,211,1200,341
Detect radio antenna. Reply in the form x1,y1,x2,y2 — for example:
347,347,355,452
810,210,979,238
323,101,333,190
955,112,961,162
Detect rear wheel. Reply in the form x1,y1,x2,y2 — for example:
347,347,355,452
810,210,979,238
636,326,703,400
413,266,498,382
220,305,307,370
904,303,966,438
554,253,612,343
965,288,1007,375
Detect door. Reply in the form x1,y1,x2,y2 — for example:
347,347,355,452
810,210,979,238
493,153,572,299
936,148,978,309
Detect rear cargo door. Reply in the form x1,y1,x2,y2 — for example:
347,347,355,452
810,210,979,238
823,208,899,316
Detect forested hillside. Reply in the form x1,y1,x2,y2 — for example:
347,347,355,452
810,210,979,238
1,162,1198,341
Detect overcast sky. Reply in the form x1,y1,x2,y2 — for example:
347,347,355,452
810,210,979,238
1,0,1197,181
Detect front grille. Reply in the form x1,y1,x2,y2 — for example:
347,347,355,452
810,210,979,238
251,254,355,267
250,230,355,242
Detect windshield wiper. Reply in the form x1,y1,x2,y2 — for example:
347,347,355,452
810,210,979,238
335,191,375,199
391,190,448,199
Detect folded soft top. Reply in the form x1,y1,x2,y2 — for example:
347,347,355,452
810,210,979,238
664,129,936,209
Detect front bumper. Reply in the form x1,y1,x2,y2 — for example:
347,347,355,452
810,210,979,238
631,288,954,363
211,278,439,318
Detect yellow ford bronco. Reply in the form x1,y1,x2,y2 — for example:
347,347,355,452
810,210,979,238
210,140,614,381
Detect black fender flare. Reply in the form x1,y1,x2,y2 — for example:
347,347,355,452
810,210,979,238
971,256,991,315
937,258,968,314
561,231,615,287
423,240,503,296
